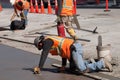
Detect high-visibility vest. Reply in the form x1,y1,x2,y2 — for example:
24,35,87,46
14,0,30,11
60,0,73,16
47,36,74,60
23,0,30,9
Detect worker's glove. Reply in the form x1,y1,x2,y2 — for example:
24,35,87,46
33,66,40,74
57,66,66,73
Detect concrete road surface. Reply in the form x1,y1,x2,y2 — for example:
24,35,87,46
0,8,120,78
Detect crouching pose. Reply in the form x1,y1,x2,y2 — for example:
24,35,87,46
33,35,113,74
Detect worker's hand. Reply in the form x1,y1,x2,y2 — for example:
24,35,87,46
33,66,40,74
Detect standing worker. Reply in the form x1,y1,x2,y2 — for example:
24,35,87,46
10,0,30,26
33,35,113,74
56,0,78,40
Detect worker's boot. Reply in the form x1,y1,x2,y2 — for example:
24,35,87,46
103,59,113,72
33,66,40,74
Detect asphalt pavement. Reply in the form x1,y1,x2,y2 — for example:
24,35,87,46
0,44,94,80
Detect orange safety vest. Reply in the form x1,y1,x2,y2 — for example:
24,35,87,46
47,36,74,60
15,0,30,11
60,0,73,16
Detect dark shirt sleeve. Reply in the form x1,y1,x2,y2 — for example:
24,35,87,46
39,38,54,69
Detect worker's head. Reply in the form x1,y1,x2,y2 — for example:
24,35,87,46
34,35,45,50
17,1,23,7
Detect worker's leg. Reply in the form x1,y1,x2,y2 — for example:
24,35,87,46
23,9,29,25
60,16,77,40
20,9,29,25
69,53,76,71
86,59,104,72
72,42,87,72
72,42,105,72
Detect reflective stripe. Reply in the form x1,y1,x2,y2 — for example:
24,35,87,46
63,0,73,9
57,38,64,55
48,36,64,55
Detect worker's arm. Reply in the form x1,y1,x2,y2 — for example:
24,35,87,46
38,39,54,69
58,58,67,71
13,4,19,17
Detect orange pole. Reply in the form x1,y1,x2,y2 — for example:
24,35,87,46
57,23,66,37
104,0,110,11
106,0,109,11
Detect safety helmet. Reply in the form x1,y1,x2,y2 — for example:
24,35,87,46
34,35,45,48
17,1,23,6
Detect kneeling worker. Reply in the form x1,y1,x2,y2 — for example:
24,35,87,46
11,0,30,26
33,35,113,74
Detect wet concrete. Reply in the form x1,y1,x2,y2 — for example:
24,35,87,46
0,44,93,80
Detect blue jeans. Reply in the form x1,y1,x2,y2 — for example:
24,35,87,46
72,42,105,72
22,9,29,25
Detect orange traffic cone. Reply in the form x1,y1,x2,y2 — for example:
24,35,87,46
40,0,45,14
73,0,76,14
55,0,58,14
29,0,35,13
0,3,3,11
47,0,52,14
35,0,39,13
104,0,110,12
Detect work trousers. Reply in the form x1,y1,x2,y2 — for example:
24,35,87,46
59,16,73,28
21,9,29,25
59,16,77,39
71,42,105,72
